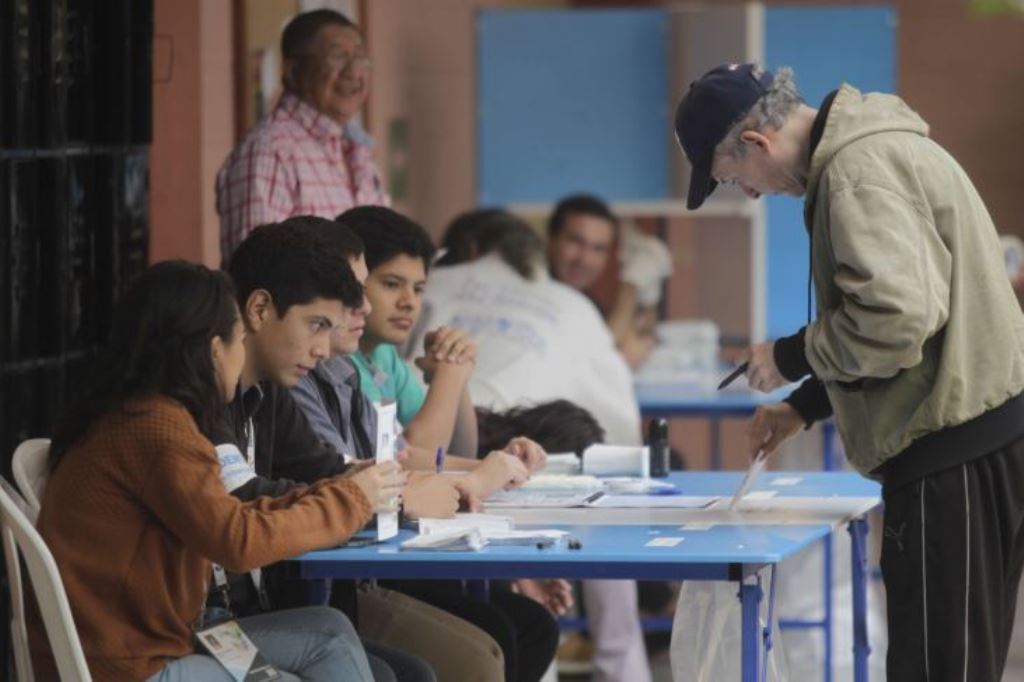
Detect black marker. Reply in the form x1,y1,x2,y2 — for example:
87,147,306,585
717,362,749,390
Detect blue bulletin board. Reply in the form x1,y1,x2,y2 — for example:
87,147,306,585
476,6,896,341
764,6,896,339
476,8,669,204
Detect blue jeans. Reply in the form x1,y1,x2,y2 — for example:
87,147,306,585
147,606,373,681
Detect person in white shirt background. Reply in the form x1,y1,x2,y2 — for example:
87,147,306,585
409,208,652,682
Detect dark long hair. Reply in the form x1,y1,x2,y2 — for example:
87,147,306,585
437,209,544,279
340,206,437,273
476,400,606,457
49,261,240,471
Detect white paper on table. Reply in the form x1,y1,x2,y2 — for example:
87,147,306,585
373,401,399,540
603,477,678,495
484,490,605,508
588,494,717,509
484,529,568,546
518,474,604,492
581,444,650,477
400,528,486,551
419,513,514,535
542,452,582,475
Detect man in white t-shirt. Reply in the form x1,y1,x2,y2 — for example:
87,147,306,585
409,208,651,682
412,214,641,447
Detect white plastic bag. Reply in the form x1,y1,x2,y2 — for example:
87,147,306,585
670,577,790,682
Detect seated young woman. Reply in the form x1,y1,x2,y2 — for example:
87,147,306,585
28,261,405,682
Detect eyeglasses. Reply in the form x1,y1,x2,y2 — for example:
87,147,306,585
324,51,372,74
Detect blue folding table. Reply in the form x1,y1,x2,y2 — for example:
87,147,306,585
292,471,880,682
635,380,849,680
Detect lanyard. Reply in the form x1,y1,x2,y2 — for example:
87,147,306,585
244,417,256,467
211,563,232,613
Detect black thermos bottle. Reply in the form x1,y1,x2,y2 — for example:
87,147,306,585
648,418,670,477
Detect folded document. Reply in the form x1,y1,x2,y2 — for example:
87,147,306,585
400,528,487,551
403,513,567,551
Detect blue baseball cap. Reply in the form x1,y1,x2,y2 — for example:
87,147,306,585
674,63,774,209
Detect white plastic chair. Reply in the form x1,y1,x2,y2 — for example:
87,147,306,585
1,476,91,681
11,438,51,516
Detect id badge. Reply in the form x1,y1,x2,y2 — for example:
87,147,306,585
195,619,281,681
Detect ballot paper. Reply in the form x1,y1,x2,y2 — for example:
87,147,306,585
373,402,399,540
581,444,651,477
728,450,767,511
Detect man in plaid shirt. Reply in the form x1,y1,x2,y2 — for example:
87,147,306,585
216,9,390,262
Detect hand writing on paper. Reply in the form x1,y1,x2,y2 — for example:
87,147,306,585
744,341,787,393
746,403,804,462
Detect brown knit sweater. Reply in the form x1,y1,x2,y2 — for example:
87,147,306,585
29,395,372,681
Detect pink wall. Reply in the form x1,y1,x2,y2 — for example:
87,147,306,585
365,0,518,239
149,0,235,267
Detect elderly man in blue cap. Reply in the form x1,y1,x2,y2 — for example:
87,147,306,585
675,63,1024,680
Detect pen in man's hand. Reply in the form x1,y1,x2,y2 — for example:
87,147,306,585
717,362,750,390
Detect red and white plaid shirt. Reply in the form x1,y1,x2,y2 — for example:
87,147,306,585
216,93,390,260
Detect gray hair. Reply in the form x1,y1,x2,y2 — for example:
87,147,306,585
716,67,802,159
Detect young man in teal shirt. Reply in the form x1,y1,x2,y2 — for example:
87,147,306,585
344,206,484,460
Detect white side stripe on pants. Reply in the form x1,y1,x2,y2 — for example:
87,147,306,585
922,479,930,681
963,465,971,682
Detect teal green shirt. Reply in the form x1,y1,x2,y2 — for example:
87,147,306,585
348,344,426,427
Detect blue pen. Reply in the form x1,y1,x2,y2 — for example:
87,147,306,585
650,487,683,496
435,446,445,473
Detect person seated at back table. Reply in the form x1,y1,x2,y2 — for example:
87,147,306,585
28,261,398,681
546,194,672,369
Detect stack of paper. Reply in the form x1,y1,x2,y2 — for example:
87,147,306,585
400,528,486,551
484,529,568,546
581,444,651,477
542,453,582,475
405,513,568,551
484,490,605,508
518,474,604,492
419,513,514,535
603,477,678,495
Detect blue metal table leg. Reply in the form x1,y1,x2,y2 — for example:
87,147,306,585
849,516,871,682
824,533,833,682
823,420,836,471
822,418,837,682
305,578,330,605
711,416,722,470
740,572,763,682
466,579,490,601
762,565,778,682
